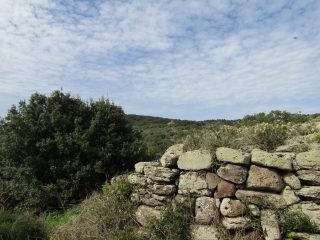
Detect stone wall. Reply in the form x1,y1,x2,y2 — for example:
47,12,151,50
128,144,320,240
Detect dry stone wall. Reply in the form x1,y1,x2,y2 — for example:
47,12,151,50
128,144,320,240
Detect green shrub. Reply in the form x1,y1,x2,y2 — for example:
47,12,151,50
51,178,139,240
278,209,318,236
0,210,48,240
0,90,146,211
148,203,194,240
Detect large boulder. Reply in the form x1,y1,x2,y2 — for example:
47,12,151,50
135,205,161,226
177,150,213,170
260,210,281,240
247,165,284,192
251,149,294,171
222,217,251,230
294,150,320,170
297,170,320,185
220,198,246,217
296,186,320,200
160,144,185,167
216,147,251,165
283,173,302,190
178,172,211,196
144,166,179,182
135,161,159,174
235,190,287,209
217,164,248,184
195,196,220,225
190,225,220,240
214,180,236,199
290,202,320,232
206,172,221,190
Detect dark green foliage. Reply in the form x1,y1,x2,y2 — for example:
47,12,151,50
278,209,318,235
0,210,48,240
240,110,310,126
148,203,194,240
0,90,146,211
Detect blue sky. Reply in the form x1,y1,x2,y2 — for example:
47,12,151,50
0,0,320,120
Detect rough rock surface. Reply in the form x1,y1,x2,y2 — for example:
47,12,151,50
283,173,302,190
195,196,220,224
290,232,320,240
296,186,320,200
222,216,251,230
128,173,147,186
206,172,221,190
214,180,236,199
260,210,281,240
235,190,287,209
177,149,213,170
216,147,251,165
132,189,170,207
135,161,159,174
160,144,185,167
276,144,309,153
144,166,179,182
190,224,220,240
135,205,161,226
297,170,320,185
178,172,211,196
220,198,246,217
294,150,320,170
290,202,320,231
148,184,177,195
248,204,260,217
247,165,284,192
217,164,248,184
282,186,300,205
251,149,294,170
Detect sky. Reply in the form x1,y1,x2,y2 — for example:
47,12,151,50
0,0,320,120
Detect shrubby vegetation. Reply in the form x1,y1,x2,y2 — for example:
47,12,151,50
0,91,146,211
0,210,47,240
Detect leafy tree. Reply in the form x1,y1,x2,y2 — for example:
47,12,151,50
0,91,146,211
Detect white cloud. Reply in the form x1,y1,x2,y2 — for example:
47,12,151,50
0,0,319,119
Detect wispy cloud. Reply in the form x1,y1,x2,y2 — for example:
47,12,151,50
0,0,319,120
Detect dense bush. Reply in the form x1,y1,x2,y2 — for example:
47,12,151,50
0,91,146,211
0,210,48,240
51,178,139,240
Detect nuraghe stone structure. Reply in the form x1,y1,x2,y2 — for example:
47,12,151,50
128,144,320,240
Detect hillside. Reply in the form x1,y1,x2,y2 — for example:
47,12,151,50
126,114,236,158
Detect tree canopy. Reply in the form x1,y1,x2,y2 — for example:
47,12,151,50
0,91,146,211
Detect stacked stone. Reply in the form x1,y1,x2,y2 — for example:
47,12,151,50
128,144,184,226
130,143,320,240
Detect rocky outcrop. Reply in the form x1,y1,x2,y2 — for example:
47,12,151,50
216,147,251,165
177,149,213,170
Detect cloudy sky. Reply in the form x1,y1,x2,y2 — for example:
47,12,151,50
0,0,319,120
